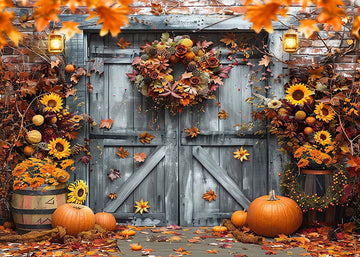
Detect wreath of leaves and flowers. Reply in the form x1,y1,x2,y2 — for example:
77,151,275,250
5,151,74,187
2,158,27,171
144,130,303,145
280,164,348,212
127,32,232,114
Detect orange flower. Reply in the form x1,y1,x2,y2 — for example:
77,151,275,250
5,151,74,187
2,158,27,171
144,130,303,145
60,159,74,169
297,159,309,168
29,177,45,190
12,166,27,177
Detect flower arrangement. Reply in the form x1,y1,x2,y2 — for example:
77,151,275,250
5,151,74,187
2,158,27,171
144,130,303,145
12,158,74,191
127,32,232,114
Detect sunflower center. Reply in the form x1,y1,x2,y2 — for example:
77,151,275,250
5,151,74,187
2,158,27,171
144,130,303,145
320,134,327,140
55,143,64,152
321,107,329,115
292,90,305,101
77,188,84,197
48,99,57,108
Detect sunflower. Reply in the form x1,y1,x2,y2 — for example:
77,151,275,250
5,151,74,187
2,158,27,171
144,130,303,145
285,83,312,106
134,199,150,214
314,103,335,123
67,180,88,204
233,147,250,162
314,131,332,146
40,93,63,113
267,99,282,109
48,138,71,159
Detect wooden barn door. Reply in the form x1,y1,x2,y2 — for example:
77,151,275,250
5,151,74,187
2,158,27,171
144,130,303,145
87,31,268,226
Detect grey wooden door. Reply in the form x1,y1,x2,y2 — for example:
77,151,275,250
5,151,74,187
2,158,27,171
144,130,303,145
88,31,268,226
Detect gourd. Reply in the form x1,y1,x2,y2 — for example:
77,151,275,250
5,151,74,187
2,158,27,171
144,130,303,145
247,190,303,237
65,64,75,73
94,212,117,231
212,226,227,232
32,115,44,126
231,210,247,228
23,145,35,156
25,130,42,144
52,203,95,236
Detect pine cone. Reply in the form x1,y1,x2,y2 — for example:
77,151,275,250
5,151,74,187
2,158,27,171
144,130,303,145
192,46,200,55
187,61,197,72
212,66,221,74
201,55,208,62
148,47,157,57
71,143,86,155
141,54,149,61
192,69,201,77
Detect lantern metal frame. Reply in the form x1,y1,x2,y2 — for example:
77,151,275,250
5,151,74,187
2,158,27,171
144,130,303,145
48,32,64,54
283,28,299,53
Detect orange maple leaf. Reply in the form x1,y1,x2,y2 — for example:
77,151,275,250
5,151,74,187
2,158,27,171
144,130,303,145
99,118,113,129
34,0,60,31
58,21,81,40
116,147,129,159
108,192,117,200
352,15,360,40
185,126,200,138
134,152,146,162
244,0,285,33
347,155,360,171
202,189,217,202
0,11,21,47
139,131,154,144
207,249,218,254
317,7,345,31
150,2,163,15
298,19,320,39
220,33,237,48
117,37,131,49
95,2,130,37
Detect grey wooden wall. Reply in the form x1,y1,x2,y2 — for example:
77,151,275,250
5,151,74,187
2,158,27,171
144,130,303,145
64,15,288,226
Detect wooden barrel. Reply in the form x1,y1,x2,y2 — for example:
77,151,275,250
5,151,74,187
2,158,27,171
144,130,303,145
299,169,339,226
11,183,67,233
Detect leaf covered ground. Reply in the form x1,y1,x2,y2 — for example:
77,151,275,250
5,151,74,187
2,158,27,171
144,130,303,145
0,223,359,256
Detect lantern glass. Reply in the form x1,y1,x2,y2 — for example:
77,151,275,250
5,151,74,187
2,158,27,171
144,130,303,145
283,29,298,53
48,34,64,53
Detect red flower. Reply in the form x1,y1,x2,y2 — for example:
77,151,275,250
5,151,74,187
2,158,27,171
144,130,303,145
190,76,200,85
207,57,219,68
175,44,187,58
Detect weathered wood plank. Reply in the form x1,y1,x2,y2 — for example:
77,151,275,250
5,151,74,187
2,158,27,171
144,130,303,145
104,146,167,212
192,146,251,209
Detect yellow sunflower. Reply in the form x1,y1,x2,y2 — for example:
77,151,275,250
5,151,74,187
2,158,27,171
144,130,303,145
314,103,335,123
134,199,150,214
314,130,332,146
40,93,63,113
48,138,71,159
285,83,312,106
67,180,88,204
233,147,250,162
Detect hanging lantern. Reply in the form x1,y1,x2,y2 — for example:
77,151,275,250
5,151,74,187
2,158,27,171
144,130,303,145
283,29,298,53
48,32,64,54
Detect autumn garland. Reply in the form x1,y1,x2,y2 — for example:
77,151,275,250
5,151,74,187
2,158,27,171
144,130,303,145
280,164,348,212
127,33,232,114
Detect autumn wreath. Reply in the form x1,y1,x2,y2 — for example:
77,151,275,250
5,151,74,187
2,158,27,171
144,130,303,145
127,33,232,114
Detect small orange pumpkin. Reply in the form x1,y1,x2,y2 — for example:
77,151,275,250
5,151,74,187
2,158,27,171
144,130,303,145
130,243,142,251
212,226,227,232
122,229,136,237
52,203,95,236
231,210,247,228
23,146,35,156
65,64,75,73
94,212,117,231
247,190,303,237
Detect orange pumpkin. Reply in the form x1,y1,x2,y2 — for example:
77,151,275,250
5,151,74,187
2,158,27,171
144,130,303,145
130,243,142,251
23,146,35,156
247,190,303,237
212,226,227,232
94,212,117,231
231,210,247,228
52,203,95,236
65,64,75,73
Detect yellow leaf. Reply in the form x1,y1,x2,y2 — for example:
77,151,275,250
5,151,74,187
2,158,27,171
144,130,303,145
346,39,353,45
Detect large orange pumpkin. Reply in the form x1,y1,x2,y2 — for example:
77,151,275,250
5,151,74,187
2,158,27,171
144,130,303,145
52,203,95,236
231,210,247,228
94,212,116,231
247,190,303,237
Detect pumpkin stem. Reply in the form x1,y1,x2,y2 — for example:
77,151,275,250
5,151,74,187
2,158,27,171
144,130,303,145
268,190,279,201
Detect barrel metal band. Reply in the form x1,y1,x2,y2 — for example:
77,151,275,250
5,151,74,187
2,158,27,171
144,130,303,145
13,188,68,195
11,207,56,214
